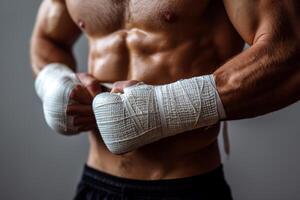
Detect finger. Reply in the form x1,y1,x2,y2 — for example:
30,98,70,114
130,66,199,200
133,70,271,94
112,80,140,93
66,105,94,116
69,85,93,104
78,124,98,132
111,87,123,94
77,73,103,97
73,117,96,127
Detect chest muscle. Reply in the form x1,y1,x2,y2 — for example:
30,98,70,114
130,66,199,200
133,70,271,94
66,0,211,36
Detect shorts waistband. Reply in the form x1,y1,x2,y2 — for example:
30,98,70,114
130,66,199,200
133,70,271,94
81,164,226,194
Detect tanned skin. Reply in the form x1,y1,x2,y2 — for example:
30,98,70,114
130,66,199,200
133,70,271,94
31,0,300,180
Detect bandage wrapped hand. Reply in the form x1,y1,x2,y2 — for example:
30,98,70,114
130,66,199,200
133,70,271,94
35,63,99,135
93,75,226,154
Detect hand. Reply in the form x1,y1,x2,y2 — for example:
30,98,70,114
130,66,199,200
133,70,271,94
92,76,222,154
66,73,103,132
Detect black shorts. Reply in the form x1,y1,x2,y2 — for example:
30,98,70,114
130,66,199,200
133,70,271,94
74,165,233,200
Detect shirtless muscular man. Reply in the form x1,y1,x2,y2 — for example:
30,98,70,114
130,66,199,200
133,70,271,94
31,0,300,199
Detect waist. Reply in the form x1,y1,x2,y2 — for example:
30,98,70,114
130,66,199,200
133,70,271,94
77,163,232,199
87,125,221,180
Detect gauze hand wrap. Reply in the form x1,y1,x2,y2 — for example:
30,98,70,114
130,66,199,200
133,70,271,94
93,75,226,154
35,63,80,134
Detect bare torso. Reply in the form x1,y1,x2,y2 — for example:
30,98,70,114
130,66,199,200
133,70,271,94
66,0,244,179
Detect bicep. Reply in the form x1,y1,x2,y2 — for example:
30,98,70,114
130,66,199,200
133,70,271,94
32,0,81,47
223,0,299,45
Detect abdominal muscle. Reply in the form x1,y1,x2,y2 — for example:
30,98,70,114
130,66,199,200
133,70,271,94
85,28,239,180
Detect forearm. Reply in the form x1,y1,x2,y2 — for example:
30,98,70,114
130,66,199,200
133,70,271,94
214,38,300,120
30,34,77,75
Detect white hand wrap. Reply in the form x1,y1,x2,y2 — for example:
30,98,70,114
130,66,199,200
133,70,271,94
35,63,80,134
93,75,226,154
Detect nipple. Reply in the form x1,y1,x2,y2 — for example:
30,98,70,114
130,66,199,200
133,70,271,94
78,20,85,29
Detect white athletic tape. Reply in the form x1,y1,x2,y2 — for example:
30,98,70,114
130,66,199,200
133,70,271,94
35,63,80,134
93,75,226,154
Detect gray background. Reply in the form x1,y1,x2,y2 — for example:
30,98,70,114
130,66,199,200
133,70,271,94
1,1,300,199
